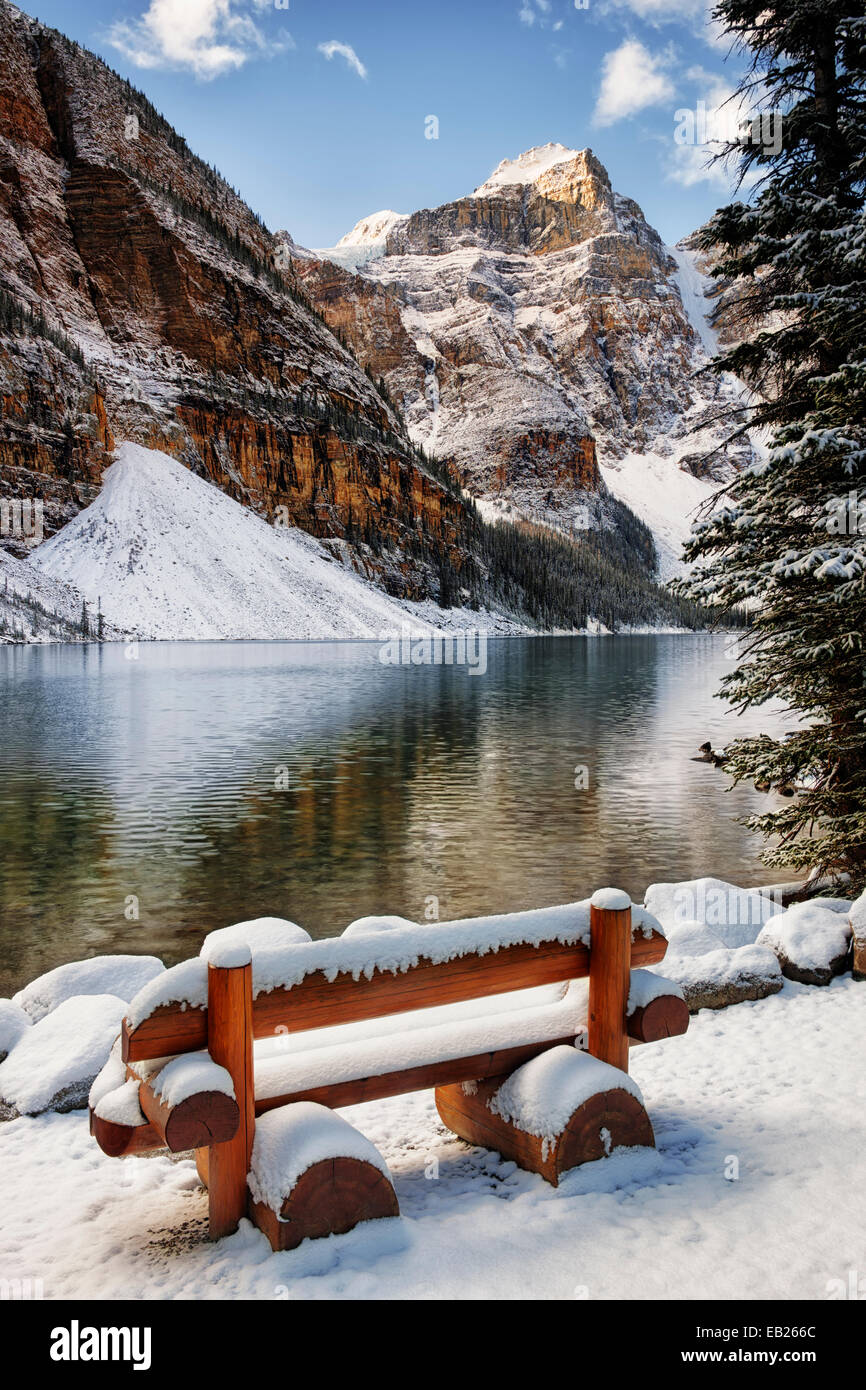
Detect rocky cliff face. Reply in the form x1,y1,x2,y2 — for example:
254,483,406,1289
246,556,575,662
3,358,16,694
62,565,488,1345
297,143,754,570
0,0,466,599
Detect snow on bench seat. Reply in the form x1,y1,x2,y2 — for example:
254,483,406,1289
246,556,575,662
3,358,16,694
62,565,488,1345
252,981,584,1102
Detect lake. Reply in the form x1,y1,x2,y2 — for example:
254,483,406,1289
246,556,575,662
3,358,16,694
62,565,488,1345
0,634,788,995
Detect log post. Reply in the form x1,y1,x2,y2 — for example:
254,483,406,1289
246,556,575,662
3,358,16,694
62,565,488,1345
588,889,632,1073
206,954,254,1240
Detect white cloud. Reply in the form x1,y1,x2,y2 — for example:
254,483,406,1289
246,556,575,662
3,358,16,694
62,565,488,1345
598,0,731,50
106,0,292,80
317,40,368,80
593,40,675,126
519,0,555,27
665,69,762,188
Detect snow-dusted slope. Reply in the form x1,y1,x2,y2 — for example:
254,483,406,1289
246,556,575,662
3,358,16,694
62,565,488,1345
29,444,470,641
0,549,124,644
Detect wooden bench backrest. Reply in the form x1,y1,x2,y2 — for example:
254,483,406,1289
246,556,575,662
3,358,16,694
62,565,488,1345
122,913,667,1064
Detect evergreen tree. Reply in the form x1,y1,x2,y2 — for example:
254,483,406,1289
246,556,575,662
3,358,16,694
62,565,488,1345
679,1,866,887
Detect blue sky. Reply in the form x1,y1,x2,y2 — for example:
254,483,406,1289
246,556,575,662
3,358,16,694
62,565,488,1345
22,0,750,248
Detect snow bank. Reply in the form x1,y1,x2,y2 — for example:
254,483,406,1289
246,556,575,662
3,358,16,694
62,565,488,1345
489,1047,644,1147
758,901,852,986
13,954,164,1023
248,1102,393,1213
201,919,311,962
0,994,127,1115
0,999,31,1061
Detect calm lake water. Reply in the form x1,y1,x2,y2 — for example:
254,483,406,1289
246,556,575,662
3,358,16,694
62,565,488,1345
0,635,788,995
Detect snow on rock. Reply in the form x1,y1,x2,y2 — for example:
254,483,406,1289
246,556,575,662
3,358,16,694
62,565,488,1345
30,444,468,642
661,944,782,1013
201,919,311,962
0,994,127,1116
0,999,32,1061
644,876,781,948
248,1101,393,1213
489,1046,644,1148
758,901,853,986
342,915,418,938
151,1053,235,1108
12,954,165,1023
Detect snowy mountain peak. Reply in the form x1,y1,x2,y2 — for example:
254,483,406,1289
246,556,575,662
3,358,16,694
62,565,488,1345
336,210,409,248
473,143,589,196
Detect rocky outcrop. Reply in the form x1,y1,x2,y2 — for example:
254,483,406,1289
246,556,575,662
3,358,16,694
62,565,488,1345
0,0,465,599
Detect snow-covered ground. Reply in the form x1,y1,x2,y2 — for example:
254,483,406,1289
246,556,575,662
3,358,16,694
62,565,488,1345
0,880,862,1299
26,443,526,642
0,974,862,1299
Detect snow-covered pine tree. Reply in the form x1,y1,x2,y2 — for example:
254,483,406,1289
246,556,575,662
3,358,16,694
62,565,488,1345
680,1,866,889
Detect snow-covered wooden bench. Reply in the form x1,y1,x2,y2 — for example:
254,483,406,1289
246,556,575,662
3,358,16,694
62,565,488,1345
89,891,687,1249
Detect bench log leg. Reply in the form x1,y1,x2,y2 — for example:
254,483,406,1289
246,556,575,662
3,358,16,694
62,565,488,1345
206,959,254,1239
435,1073,654,1186
248,1157,399,1252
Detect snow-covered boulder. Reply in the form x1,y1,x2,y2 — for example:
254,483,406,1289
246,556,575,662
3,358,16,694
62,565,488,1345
645,877,781,948
12,955,164,1023
0,994,128,1117
757,901,853,986
200,918,311,962
0,999,32,1062
661,944,783,1012
851,891,866,981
